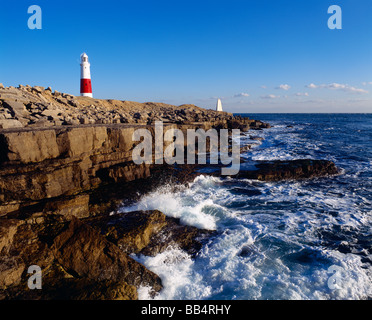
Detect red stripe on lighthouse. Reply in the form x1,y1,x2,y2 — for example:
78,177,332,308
80,79,92,94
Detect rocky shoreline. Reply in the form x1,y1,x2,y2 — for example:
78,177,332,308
0,85,339,300
0,84,267,128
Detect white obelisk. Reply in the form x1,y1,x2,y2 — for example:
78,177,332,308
216,98,223,112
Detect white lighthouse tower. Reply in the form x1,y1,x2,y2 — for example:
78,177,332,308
80,53,93,97
216,98,223,112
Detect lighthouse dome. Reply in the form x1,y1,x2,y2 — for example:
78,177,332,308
81,53,89,62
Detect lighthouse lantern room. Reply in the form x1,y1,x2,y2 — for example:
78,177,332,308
80,53,93,97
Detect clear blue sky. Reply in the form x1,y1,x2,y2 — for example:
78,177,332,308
1,0,372,112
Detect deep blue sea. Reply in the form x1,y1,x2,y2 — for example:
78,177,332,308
122,114,372,300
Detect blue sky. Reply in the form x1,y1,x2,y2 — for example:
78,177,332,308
1,0,372,112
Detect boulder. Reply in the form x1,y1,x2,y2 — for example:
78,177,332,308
140,216,214,257
0,217,140,300
0,256,25,290
2,100,29,119
41,109,63,120
0,219,23,254
32,86,45,94
52,217,163,294
0,222,53,290
1,130,60,163
43,194,90,220
88,210,214,257
0,203,21,217
90,210,167,253
0,119,24,129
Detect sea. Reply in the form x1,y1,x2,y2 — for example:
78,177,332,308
121,114,372,300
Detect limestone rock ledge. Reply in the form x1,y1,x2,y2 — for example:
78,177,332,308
0,210,212,300
0,85,270,300
0,124,154,215
0,216,160,300
0,121,266,216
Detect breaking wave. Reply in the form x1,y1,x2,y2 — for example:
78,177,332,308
121,114,372,300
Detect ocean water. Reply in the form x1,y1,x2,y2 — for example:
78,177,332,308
120,114,372,300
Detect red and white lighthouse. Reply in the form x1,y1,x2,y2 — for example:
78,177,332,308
80,53,93,97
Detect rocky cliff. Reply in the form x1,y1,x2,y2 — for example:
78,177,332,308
0,85,338,300
0,85,271,217
0,85,270,300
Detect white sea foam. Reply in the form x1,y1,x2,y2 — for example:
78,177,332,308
123,117,372,300
135,248,212,300
120,175,227,230
127,174,371,300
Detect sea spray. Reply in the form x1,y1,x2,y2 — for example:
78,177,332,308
124,114,372,300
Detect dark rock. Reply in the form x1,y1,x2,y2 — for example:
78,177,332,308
0,214,147,300
1,263,138,300
236,159,339,181
36,277,138,300
89,210,167,253
140,216,214,257
52,217,163,294
88,210,214,257
230,187,262,196
0,220,53,290
240,145,252,153
249,136,264,141
238,245,256,257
